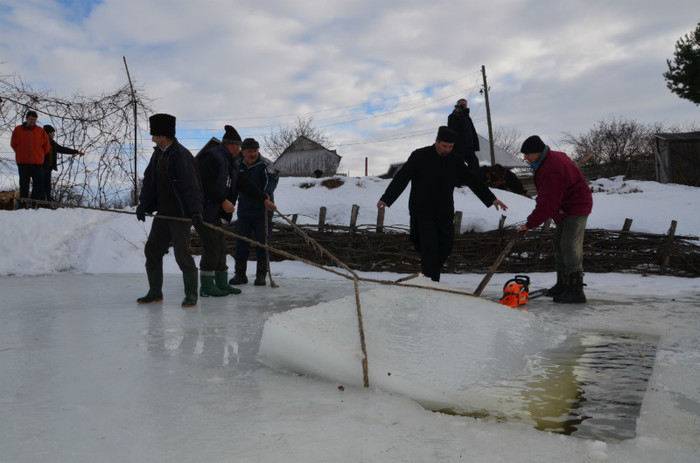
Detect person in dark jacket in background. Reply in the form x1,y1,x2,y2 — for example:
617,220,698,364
11,110,50,208
447,98,481,175
42,124,84,203
230,138,278,287
135,113,204,308
377,126,508,282
517,135,593,303
196,126,275,297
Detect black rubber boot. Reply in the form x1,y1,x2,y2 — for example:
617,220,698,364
182,271,199,307
137,268,164,303
546,271,567,298
200,271,229,297
215,271,242,295
254,260,267,286
554,272,587,304
229,260,248,285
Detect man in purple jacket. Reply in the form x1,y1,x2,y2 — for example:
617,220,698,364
517,135,592,303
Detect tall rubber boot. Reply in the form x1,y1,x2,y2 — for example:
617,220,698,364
554,272,587,304
200,271,229,297
215,271,242,295
546,271,567,298
137,268,164,303
182,271,199,308
254,259,267,286
229,260,248,285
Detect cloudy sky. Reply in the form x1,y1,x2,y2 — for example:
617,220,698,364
0,0,697,176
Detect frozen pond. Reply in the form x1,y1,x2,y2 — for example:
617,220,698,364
1,270,699,462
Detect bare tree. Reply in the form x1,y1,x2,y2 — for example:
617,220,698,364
492,126,522,155
0,73,152,207
263,115,331,160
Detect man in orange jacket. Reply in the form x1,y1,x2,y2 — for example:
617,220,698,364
11,110,50,208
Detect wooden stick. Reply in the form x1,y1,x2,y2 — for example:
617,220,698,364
473,234,520,296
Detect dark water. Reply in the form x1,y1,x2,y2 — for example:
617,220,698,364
526,331,658,442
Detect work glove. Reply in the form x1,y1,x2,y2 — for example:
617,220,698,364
191,212,203,228
136,203,147,222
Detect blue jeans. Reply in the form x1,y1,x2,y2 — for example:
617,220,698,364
234,215,272,263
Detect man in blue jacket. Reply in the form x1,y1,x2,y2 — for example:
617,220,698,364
196,126,275,297
230,138,278,286
135,113,204,308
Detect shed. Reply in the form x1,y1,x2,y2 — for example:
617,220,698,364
273,136,341,177
654,132,700,186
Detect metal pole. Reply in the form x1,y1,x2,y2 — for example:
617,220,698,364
481,65,496,166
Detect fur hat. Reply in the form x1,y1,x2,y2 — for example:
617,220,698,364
43,125,55,134
149,113,176,138
222,125,242,144
520,135,546,154
241,138,260,150
436,126,457,143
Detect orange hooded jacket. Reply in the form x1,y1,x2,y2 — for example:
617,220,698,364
11,123,50,165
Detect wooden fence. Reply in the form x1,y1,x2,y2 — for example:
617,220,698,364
190,205,700,278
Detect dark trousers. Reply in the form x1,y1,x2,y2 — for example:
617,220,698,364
43,168,53,202
197,222,228,272
144,216,197,273
410,215,455,281
234,215,272,263
17,164,44,208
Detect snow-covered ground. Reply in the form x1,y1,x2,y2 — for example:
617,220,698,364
0,176,698,462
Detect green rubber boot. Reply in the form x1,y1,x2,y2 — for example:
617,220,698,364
200,271,229,297
137,268,164,304
182,271,199,307
215,271,242,295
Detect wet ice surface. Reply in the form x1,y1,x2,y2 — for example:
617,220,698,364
1,269,699,463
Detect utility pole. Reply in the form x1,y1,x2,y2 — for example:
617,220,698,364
481,65,496,166
123,56,138,206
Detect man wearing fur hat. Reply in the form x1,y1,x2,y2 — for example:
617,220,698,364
196,126,276,297
517,135,593,303
136,113,204,308
230,138,278,286
377,126,507,282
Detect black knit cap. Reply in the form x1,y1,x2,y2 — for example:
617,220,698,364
520,135,546,154
222,125,242,144
149,113,176,138
241,138,260,150
437,126,457,143
43,125,55,134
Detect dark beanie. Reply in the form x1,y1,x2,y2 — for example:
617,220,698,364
43,125,55,134
149,113,176,138
241,138,260,150
437,126,457,143
520,135,546,154
222,125,242,144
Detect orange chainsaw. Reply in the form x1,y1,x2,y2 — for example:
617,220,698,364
499,275,548,308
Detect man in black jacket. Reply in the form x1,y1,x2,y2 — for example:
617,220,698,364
195,125,275,297
42,125,84,203
447,98,481,175
135,113,204,308
377,126,507,282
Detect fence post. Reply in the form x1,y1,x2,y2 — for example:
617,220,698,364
350,204,360,232
622,218,633,231
660,220,677,273
454,211,463,236
532,219,552,266
498,215,507,230
376,207,385,233
291,214,298,225
318,206,327,232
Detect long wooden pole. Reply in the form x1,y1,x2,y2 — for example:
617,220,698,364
473,234,520,296
123,56,138,206
481,65,495,166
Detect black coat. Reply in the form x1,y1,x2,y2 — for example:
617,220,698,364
196,145,267,223
45,138,79,171
139,139,203,218
447,108,481,173
380,144,496,220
